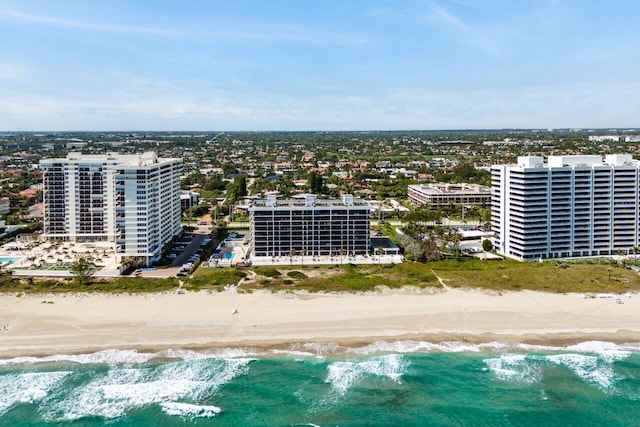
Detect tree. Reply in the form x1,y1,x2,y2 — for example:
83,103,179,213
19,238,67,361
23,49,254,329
449,230,462,258
299,248,307,266
421,235,443,262
203,176,227,192
482,239,493,252
313,173,324,194
308,172,317,193
181,172,205,189
396,234,425,262
69,257,96,286
0,270,12,288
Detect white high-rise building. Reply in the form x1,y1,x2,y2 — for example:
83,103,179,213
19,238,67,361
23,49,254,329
491,154,640,261
40,152,182,266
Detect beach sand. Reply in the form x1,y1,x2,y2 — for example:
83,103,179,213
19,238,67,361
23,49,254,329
0,288,638,358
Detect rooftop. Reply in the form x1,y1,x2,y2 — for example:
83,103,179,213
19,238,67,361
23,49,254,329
251,194,370,208
41,151,180,167
408,183,490,195
516,154,639,168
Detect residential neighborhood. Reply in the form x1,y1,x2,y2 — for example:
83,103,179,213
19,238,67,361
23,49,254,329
2,129,640,279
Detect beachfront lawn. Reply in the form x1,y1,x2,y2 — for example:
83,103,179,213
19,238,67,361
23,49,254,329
103,277,180,293
0,276,179,293
186,267,247,290
431,258,640,293
289,265,398,292
216,259,640,294
235,263,440,292
3,258,640,295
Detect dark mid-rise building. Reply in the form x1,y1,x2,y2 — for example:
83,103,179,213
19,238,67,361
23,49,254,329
249,194,371,258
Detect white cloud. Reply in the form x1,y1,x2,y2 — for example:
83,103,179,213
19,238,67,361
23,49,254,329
0,63,30,80
1,71,639,131
424,1,505,54
0,8,367,46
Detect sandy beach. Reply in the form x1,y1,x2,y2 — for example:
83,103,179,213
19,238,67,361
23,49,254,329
0,288,639,358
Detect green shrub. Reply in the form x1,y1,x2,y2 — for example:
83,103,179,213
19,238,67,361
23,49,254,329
287,271,307,279
254,267,281,277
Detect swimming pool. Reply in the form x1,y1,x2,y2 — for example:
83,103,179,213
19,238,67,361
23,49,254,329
0,257,21,264
223,252,235,260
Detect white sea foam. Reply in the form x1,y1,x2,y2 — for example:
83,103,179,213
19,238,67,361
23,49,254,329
348,340,439,355
0,371,70,416
158,347,256,360
160,402,221,418
483,354,542,383
0,347,260,368
484,341,631,392
325,354,408,395
41,358,252,420
345,340,562,356
270,349,318,358
618,342,640,352
546,354,617,392
0,349,156,367
565,341,631,363
295,342,341,357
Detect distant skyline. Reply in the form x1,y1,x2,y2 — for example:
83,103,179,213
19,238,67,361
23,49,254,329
1,0,639,131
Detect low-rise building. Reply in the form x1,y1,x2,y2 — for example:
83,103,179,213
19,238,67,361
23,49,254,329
407,183,491,209
180,191,199,211
0,197,9,215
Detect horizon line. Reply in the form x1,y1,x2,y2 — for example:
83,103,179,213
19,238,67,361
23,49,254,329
2,127,639,134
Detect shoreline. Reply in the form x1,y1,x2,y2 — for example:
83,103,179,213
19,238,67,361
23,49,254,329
1,288,639,358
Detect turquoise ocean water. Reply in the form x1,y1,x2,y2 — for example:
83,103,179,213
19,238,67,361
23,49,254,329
1,341,640,426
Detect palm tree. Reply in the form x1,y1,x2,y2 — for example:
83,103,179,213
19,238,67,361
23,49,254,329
453,231,462,258
299,248,307,266
376,247,384,265
69,256,96,287
289,248,296,266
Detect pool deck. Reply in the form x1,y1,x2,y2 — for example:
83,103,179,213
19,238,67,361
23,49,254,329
0,240,121,277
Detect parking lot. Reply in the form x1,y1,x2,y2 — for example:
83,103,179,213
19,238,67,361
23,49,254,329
136,225,215,278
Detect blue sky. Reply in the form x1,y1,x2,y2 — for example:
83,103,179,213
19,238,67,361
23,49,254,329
1,0,639,131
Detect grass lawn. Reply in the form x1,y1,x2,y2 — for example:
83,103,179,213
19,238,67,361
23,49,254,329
3,257,639,295
0,276,180,294
186,258,640,294
233,263,440,293
431,258,640,293
186,267,247,291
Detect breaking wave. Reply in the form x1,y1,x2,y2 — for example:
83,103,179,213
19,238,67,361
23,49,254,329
484,341,634,393
39,357,252,421
160,401,222,418
0,371,71,416
326,354,408,395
